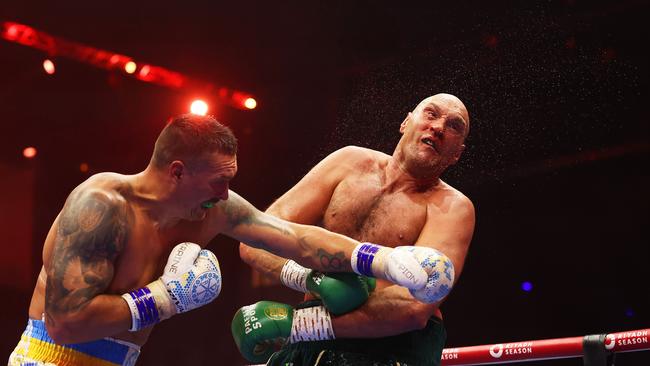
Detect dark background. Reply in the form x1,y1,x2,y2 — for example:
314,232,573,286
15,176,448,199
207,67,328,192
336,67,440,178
1,1,648,365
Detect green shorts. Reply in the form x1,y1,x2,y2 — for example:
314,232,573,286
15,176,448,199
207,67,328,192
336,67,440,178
267,307,445,366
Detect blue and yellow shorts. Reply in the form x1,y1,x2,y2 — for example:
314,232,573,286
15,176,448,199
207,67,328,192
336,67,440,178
8,319,140,366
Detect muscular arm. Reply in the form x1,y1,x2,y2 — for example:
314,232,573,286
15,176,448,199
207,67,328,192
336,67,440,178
237,203,304,285
332,194,475,338
236,146,475,337
239,147,357,282
221,191,359,272
44,189,134,343
238,199,320,285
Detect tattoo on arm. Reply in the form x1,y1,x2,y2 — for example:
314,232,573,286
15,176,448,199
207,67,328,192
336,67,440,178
220,192,349,271
219,193,293,250
315,248,346,271
45,190,133,316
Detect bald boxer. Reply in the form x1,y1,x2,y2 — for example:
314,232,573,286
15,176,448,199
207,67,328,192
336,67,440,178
8,114,438,366
237,94,475,365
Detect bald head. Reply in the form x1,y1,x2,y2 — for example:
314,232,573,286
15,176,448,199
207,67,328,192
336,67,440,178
413,93,470,137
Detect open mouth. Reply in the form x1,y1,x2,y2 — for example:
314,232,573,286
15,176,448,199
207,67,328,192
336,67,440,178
421,137,437,152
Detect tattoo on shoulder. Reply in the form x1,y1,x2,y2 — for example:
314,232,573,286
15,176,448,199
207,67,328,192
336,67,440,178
46,189,134,315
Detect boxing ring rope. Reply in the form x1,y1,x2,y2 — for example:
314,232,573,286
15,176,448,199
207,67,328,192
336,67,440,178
440,328,649,365
248,328,648,366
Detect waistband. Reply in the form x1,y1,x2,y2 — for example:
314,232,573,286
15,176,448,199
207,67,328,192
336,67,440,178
9,319,140,366
282,313,445,365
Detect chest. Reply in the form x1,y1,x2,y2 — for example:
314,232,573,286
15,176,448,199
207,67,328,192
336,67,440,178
323,176,428,247
109,214,215,293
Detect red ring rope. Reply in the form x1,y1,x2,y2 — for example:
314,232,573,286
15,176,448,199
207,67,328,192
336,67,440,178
441,328,649,365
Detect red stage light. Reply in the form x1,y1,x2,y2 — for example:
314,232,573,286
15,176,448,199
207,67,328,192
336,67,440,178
124,61,137,74
43,59,55,75
244,98,257,110
23,147,37,158
139,65,151,78
7,24,19,39
230,92,257,111
2,21,251,110
190,100,209,115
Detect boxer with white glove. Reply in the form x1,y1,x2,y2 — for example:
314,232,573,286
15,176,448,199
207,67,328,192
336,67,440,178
350,243,430,291
237,95,474,366
282,244,454,306
397,246,455,303
121,242,222,331
233,245,455,363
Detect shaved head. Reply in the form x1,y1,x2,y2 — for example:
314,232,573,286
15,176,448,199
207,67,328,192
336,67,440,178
413,93,470,137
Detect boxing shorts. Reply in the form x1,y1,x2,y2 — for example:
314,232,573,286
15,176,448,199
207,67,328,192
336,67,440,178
8,318,140,366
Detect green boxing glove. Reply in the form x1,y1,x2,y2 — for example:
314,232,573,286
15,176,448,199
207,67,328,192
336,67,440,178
231,301,294,363
281,260,376,315
232,300,335,363
305,271,376,315
364,274,377,292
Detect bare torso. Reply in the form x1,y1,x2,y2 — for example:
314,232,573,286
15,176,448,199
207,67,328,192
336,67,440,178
314,148,462,319
323,167,426,246
28,173,222,346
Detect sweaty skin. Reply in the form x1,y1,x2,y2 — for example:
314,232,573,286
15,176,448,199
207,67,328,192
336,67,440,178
241,93,475,338
30,151,373,346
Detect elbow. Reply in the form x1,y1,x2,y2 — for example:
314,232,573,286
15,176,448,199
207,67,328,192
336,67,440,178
48,329,74,345
404,305,435,331
45,309,96,344
239,242,253,264
46,316,80,344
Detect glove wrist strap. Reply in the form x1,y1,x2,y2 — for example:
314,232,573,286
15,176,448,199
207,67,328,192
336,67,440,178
121,279,177,332
121,286,161,332
351,243,388,278
289,305,335,343
280,260,309,293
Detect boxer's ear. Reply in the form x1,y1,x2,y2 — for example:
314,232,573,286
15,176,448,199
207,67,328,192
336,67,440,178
170,160,185,180
400,113,412,134
449,144,465,165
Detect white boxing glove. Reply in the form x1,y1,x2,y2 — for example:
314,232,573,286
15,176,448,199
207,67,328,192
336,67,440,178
122,242,222,331
397,246,455,303
351,243,428,290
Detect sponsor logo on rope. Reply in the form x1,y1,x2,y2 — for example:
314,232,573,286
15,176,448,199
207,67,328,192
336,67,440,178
441,348,459,360
489,344,503,358
490,342,533,358
607,330,649,349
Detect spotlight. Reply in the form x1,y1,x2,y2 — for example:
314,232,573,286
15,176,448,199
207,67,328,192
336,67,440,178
139,65,151,78
6,24,19,39
244,97,257,110
43,59,55,75
190,100,209,116
124,61,137,74
23,146,37,158
521,281,533,292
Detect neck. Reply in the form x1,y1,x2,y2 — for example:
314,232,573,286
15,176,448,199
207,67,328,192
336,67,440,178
384,152,441,193
130,166,182,229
